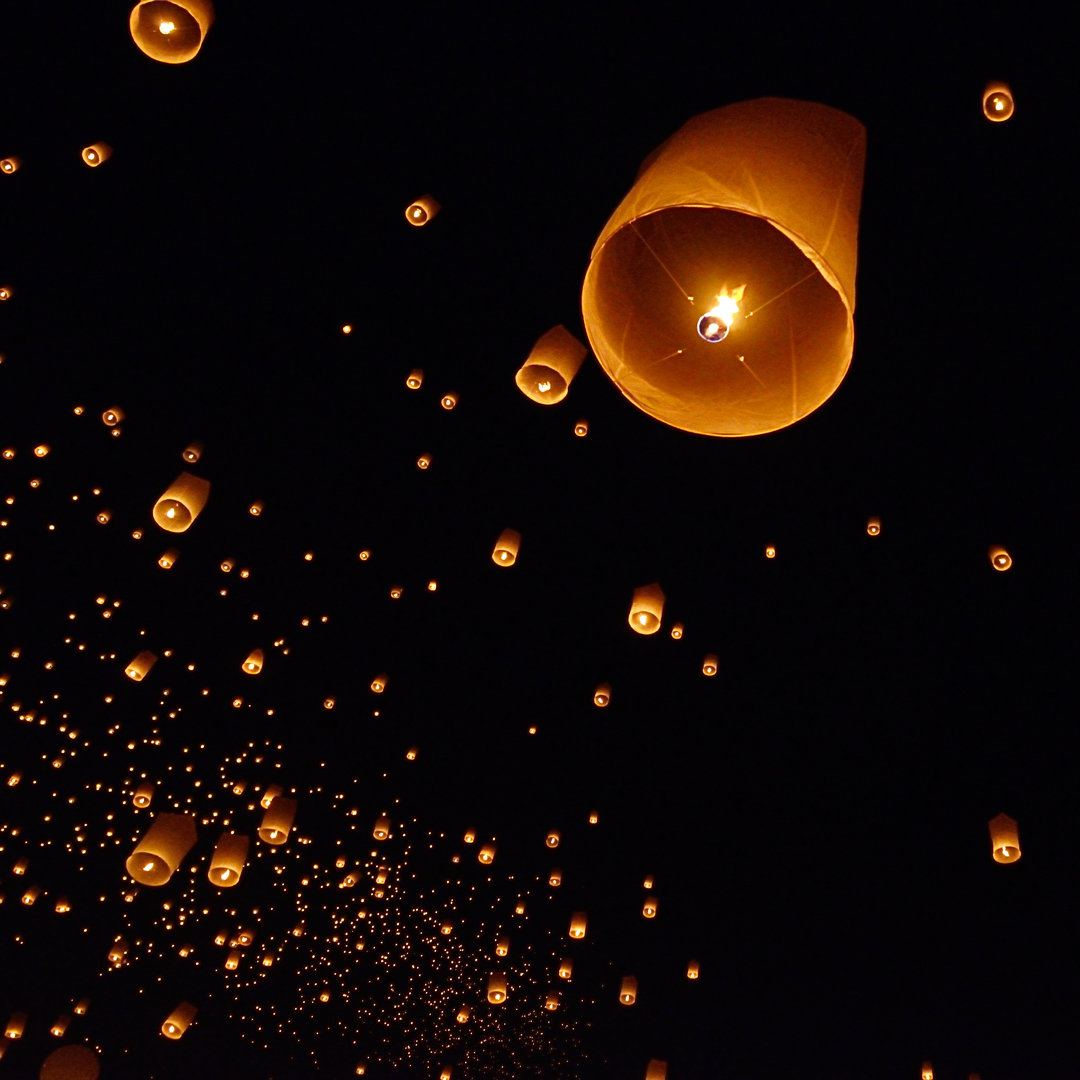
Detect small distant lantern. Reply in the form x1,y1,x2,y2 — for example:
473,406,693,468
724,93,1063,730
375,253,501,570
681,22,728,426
4,1013,26,1039
242,648,264,674
989,545,1012,571
441,392,459,410
107,939,129,965
225,950,240,970
373,814,391,841
619,976,638,1004
157,548,179,569
126,811,198,885
50,1015,71,1037
153,471,210,533
569,912,587,939
0,156,20,174
161,1002,197,1039
486,974,507,1003
258,797,297,845
209,832,250,885
81,142,112,167
515,324,588,404
405,195,440,226
982,81,1015,122
866,516,881,536
0,286,12,301
182,440,204,463
101,406,124,426
370,673,388,693
687,959,700,979
988,812,1021,864
574,419,589,436
593,682,612,707
628,581,665,635
495,936,509,957
416,453,432,469
588,811,599,824
548,868,562,886
129,0,215,64
33,444,50,457
259,784,283,809
456,1005,471,1023
642,896,658,918
133,781,154,808
765,545,777,559
220,557,235,572
514,902,526,915
54,897,70,913
491,528,522,566
73,999,89,1016
646,1061,668,1080
405,746,418,760
921,1063,934,1080
440,921,453,936
702,654,718,676
463,829,476,844
545,992,561,1010
670,622,684,640
478,843,496,865
249,500,264,516
405,369,424,389
558,958,573,979
545,830,561,848
21,885,40,905
125,650,157,680
389,585,403,598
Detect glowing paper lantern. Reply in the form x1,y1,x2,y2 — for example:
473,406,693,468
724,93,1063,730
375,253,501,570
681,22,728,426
765,544,777,559
989,545,1012,571
646,1062,668,1080
545,992,561,1011
619,976,638,1004
129,1,214,63
548,868,562,886
642,896,658,918
628,582,665,634
491,528,521,566
132,782,154,808
514,324,588,404
258,797,297,845
441,392,459,410
486,974,507,1003
108,939,129,964
102,406,124,426
39,1045,101,1080
370,673,388,693
161,1001,197,1039
670,622,684,639
558,958,573,979
209,832,249,885
545,830,561,848
982,81,1015,122
866,516,881,536
478,843,496,864
52,1016,71,1037
569,912,587,939
126,812,197,885
0,157,20,174
153,471,210,533
702,654,718,676
260,784,283,809
242,648,263,674
495,936,509,957
582,98,866,436
687,959,700,979
80,143,112,167
593,682,611,707
157,548,179,569
921,1063,934,1080
73,1000,89,1016
988,813,1021,863
125,650,157,681
0,286,12,301
405,369,424,389
416,453,432,470
373,814,391,840
405,195,440,226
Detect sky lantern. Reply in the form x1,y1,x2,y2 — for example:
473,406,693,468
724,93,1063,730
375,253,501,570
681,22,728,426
260,784,283,809
209,832,250,885
645,1061,667,1080
574,419,589,436
441,392,459,410
157,548,179,569
258,797,297,844
618,976,638,1004
478,843,496,864
558,958,573,979
491,528,521,566
495,936,509,956
125,650,157,681
101,406,124,426
921,1063,934,1080
982,81,1015,121
544,992,561,1011
405,195,440,226
687,959,700,979
628,582,665,634
548,868,562,886
181,440,204,463
5,1013,27,1040
545,829,560,848
242,648,264,674
370,673,388,693
642,896,658,918
988,545,1012,571
132,781,154,808
593,682,611,707
153,472,210,533
456,1005,470,1023
373,814,391,840
582,98,865,436
0,286,12,301
405,369,424,389
514,324,588,404
0,156,20,174
129,1,214,63
486,974,507,1003
702,654,718,676
126,811,198,884
39,1045,101,1080
866,516,881,535
107,939,129,965
988,813,1021,863
568,912,587,939
51,1015,71,1036
161,1001,198,1039
80,143,112,167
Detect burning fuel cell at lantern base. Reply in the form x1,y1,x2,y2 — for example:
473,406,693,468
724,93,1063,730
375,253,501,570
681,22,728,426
697,284,746,343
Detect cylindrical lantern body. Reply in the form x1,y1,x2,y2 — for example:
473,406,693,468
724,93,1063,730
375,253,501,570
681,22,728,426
486,974,507,1003
153,471,210,533
182,440,204,463
628,582,665,634
209,832,249,885
258,797,296,845
642,896,658,918
1,156,21,174
582,99,865,436
158,548,179,569
646,1062,668,1080
492,528,521,567
133,782,154,808
125,650,157,681
687,959,700,979
162,1001,198,1039
866,516,881,536
129,1,215,63
989,545,1012,571
988,813,1021,863
558,958,573,979
569,912,587,939
405,368,424,389
405,195,440,226
702,654,718,676
619,976,638,1004
545,830,560,848
922,1063,934,1080
102,406,124,426
373,814,391,840
478,843,496,864
39,1045,101,1080
593,682,611,707
126,812,198,885
982,81,1015,121
81,143,112,167
515,324,587,404
242,648,264,674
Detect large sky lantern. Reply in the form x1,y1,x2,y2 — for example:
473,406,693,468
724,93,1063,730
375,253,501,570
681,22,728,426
404,195,440,226
982,81,1015,121
38,1044,101,1080
491,528,522,567
628,582,665,635
129,1,214,63
80,143,112,168
988,813,1021,863
152,471,211,533
258,796,297,844
209,831,250,885
645,1061,668,1080
125,811,198,885
582,98,866,436
514,325,588,404
124,649,157,681
486,974,508,1003
161,1001,198,1039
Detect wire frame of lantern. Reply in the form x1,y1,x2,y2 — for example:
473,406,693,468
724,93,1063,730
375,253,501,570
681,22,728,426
982,81,1015,121
124,649,157,681
628,581,665,635
129,0,215,63
593,682,612,707
126,811,198,885
645,1061,668,1080
515,324,587,404
486,974,508,1004
162,1001,198,1039
988,545,1012,571
491,527,521,566
619,976,638,1004
81,142,112,167
568,912,587,939
153,471,210,533
405,194,440,226
209,832,250,885
132,781,154,808
242,648,264,674
258,797,297,845
582,98,865,437
0,156,20,175
988,812,1021,863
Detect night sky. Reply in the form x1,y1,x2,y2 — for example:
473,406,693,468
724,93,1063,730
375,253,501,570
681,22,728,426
0,6,1074,1080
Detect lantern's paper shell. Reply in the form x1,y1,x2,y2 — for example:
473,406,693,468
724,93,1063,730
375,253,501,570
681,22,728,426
39,1045,101,1080
126,812,198,885
209,832,250,885
988,812,1021,863
515,325,587,404
582,98,865,436
405,195,440,226
628,582,665,634
129,1,214,64
153,471,210,533
161,1001,198,1039
259,797,297,845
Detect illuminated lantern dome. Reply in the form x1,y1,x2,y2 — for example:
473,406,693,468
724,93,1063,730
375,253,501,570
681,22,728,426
39,1045,101,1080
242,648,264,674
922,1063,934,1080
628,581,665,634
487,974,507,1003
125,649,157,681
593,682,612,707
582,98,866,436
209,832,250,885
81,143,112,167
988,812,1021,863
646,1062,668,1080
258,796,297,845
405,194,440,226
982,81,1015,122
126,811,198,885
153,471,211,533
988,545,1013,571
161,1001,198,1039
132,781,154,808
568,912,587,939
619,976,638,1004
1,156,21,174
514,324,587,404
866,516,881,536
129,1,215,64
491,528,522,567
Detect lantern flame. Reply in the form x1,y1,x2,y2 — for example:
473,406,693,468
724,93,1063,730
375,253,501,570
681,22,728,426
697,284,746,343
